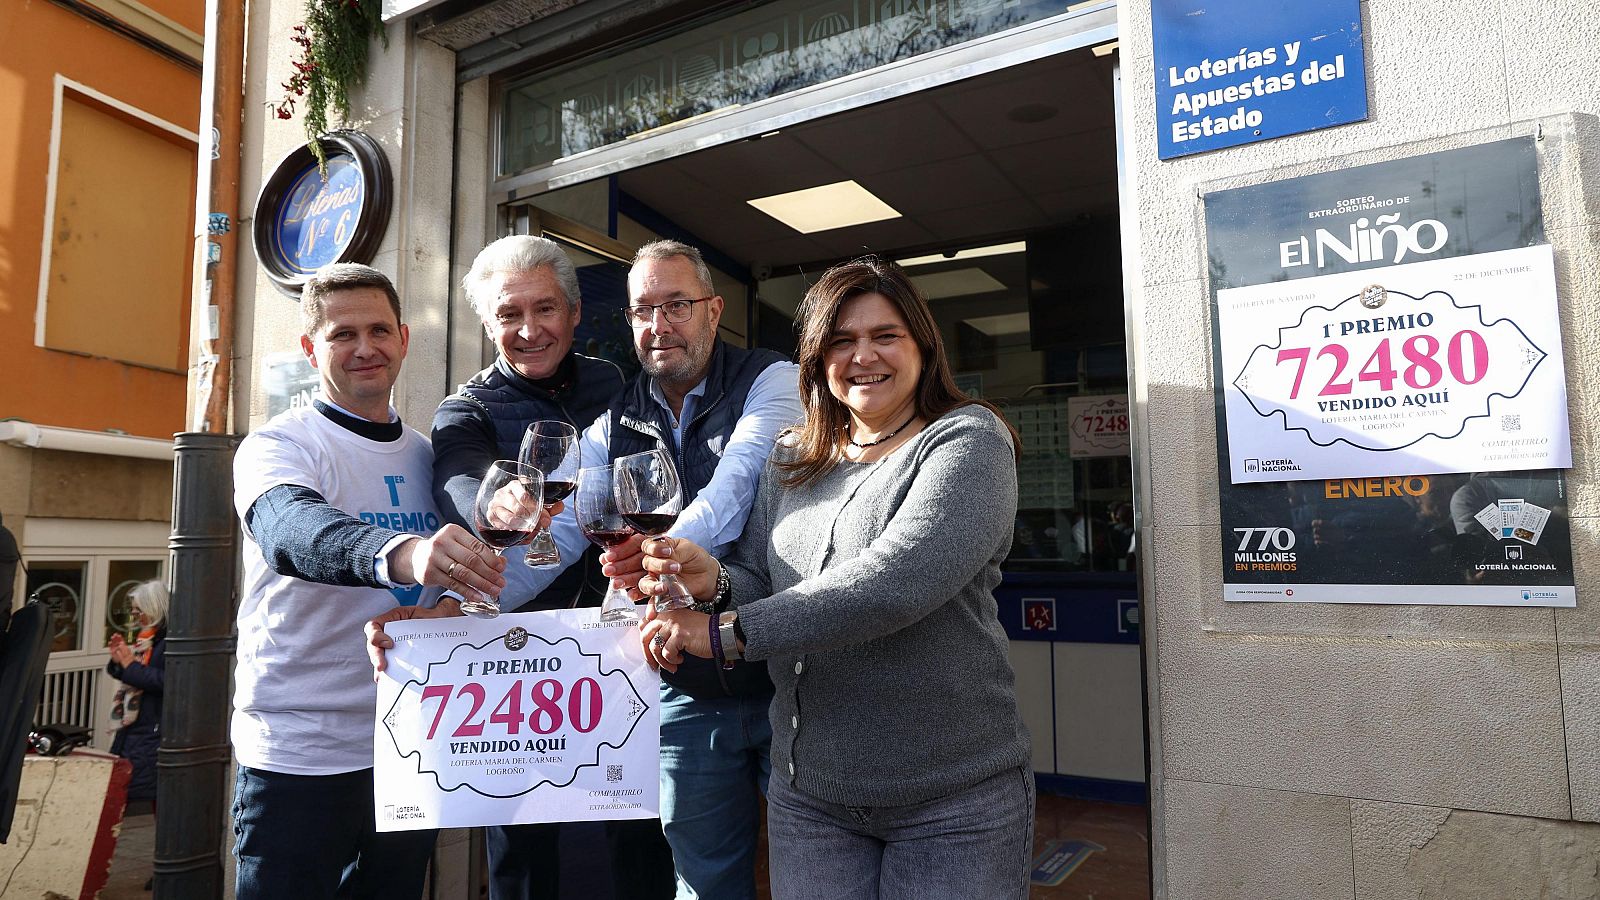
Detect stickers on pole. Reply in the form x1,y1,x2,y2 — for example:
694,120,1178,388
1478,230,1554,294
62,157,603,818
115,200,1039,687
374,610,659,830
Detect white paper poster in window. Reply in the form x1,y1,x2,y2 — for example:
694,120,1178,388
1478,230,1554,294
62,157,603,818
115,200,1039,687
1217,244,1569,484
1067,395,1131,458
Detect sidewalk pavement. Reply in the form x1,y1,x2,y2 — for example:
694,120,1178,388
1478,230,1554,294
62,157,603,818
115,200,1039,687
100,812,153,900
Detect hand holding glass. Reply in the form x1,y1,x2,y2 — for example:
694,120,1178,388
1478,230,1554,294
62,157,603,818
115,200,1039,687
518,420,580,568
614,449,696,612
462,460,544,618
574,464,640,623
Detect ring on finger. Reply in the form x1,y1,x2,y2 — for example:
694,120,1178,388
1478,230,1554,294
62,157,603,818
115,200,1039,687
446,560,459,579
652,633,668,649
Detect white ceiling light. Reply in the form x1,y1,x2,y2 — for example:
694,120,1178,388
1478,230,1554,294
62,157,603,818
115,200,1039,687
747,180,901,234
909,268,1009,300
897,241,1027,268
964,312,1032,336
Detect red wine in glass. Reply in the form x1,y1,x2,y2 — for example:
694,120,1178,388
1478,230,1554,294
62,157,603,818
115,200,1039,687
519,420,580,567
621,512,677,535
582,522,635,548
465,460,543,618
575,464,640,623
614,449,695,612
543,480,577,504
479,527,535,549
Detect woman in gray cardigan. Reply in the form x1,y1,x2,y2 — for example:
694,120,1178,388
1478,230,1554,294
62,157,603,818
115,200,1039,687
632,257,1033,899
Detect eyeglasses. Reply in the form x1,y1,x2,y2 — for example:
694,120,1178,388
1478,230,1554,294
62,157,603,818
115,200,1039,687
624,296,713,327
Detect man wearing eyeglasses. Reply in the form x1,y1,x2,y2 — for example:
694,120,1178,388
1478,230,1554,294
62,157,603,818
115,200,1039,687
373,239,801,898
521,239,800,898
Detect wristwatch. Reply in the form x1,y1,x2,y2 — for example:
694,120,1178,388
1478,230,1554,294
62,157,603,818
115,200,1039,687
718,611,742,662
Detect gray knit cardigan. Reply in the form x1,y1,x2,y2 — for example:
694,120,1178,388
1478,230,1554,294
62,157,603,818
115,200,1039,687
729,404,1031,807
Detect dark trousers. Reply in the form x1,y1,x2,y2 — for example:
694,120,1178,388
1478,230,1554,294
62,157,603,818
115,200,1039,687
487,817,675,900
233,766,439,900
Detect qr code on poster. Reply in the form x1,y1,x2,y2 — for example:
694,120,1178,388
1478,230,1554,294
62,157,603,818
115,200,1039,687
607,765,623,783
1502,415,1521,432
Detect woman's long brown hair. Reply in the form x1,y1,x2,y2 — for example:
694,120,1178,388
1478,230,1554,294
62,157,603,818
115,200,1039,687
777,256,1019,488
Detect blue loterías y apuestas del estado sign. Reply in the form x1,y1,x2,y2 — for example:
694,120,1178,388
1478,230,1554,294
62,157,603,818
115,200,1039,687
1152,0,1367,160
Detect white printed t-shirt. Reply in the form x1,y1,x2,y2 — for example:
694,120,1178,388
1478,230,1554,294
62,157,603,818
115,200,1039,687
232,404,446,775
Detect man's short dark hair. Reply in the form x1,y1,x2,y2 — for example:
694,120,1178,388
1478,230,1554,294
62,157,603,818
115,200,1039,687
631,240,714,297
301,264,402,336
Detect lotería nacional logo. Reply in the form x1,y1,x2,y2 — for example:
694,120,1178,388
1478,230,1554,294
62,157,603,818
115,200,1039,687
1359,284,1387,309
504,627,528,652
1244,457,1301,473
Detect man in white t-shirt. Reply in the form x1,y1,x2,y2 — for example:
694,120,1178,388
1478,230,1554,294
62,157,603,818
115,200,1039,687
231,264,520,900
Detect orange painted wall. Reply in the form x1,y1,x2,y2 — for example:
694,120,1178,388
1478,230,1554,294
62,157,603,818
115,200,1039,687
0,0,201,440
137,0,203,33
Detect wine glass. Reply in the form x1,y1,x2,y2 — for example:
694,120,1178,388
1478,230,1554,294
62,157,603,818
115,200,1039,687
573,464,640,623
613,449,696,612
518,420,580,568
463,460,544,618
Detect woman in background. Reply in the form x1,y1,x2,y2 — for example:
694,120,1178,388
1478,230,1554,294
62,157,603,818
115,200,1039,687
107,579,167,808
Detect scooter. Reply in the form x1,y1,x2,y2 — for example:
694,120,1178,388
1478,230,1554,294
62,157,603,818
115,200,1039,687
27,722,92,756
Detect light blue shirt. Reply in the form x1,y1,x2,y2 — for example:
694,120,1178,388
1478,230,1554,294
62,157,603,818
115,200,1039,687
499,360,803,607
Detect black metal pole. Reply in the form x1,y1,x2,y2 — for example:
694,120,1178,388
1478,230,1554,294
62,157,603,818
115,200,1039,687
155,432,238,899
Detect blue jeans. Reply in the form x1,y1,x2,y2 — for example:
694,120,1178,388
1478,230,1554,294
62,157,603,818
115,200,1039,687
658,685,773,900
233,765,438,900
765,766,1035,900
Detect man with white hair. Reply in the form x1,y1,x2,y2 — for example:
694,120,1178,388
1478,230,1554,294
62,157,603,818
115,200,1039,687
429,234,674,900
432,234,625,615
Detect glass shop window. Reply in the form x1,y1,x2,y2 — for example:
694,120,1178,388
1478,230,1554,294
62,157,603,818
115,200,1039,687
499,0,1075,176
105,559,164,645
25,561,88,654
753,221,1133,573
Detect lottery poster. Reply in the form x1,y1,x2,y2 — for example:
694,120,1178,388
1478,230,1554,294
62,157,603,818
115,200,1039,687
1067,395,1132,458
1204,136,1575,606
374,610,660,830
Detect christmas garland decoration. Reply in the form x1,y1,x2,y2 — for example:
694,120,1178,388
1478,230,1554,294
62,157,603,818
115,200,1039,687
273,0,387,168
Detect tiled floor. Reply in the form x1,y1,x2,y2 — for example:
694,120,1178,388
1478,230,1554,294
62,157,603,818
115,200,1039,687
102,794,1151,899
1028,794,1151,900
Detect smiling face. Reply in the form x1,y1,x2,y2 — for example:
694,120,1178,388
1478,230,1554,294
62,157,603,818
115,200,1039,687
299,286,409,420
627,255,723,388
483,266,580,380
824,292,923,431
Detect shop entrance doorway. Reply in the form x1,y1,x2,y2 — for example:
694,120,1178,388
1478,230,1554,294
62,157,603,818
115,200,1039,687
510,42,1147,900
